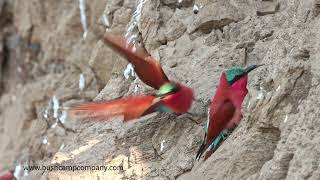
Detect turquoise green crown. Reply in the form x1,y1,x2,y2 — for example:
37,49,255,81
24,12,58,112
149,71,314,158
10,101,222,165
156,83,178,96
225,67,245,83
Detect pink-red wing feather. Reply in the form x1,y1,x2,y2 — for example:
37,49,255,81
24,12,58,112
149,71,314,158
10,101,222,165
0,171,14,180
206,73,235,141
207,100,235,142
68,96,156,122
103,32,169,89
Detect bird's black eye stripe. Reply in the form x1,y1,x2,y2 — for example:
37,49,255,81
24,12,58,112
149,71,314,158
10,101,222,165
228,74,243,85
171,85,179,93
165,85,179,95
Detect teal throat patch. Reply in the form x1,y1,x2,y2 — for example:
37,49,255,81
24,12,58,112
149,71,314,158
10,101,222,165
154,105,172,113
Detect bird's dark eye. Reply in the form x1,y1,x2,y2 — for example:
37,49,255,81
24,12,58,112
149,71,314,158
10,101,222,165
228,74,244,85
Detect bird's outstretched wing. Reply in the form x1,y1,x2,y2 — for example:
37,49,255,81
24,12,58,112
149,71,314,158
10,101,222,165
68,96,156,122
103,32,169,89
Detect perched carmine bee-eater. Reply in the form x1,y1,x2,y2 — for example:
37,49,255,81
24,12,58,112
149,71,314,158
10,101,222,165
68,32,194,122
196,65,263,160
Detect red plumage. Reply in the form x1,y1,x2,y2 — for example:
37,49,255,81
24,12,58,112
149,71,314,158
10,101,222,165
69,96,156,121
0,171,14,180
162,84,194,113
103,32,169,90
198,72,249,160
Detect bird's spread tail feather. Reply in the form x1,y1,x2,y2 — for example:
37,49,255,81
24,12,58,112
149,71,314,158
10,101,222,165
196,133,207,160
196,141,206,160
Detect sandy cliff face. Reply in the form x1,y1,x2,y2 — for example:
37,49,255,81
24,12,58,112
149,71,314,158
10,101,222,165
0,0,320,179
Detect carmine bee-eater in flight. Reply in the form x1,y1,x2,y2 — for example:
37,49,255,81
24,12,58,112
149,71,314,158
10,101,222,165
68,32,194,122
196,65,263,160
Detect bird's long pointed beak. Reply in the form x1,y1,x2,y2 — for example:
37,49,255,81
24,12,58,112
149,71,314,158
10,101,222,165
244,64,265,74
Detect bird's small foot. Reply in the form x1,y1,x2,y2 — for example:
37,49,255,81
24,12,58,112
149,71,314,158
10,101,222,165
186,112,202,124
